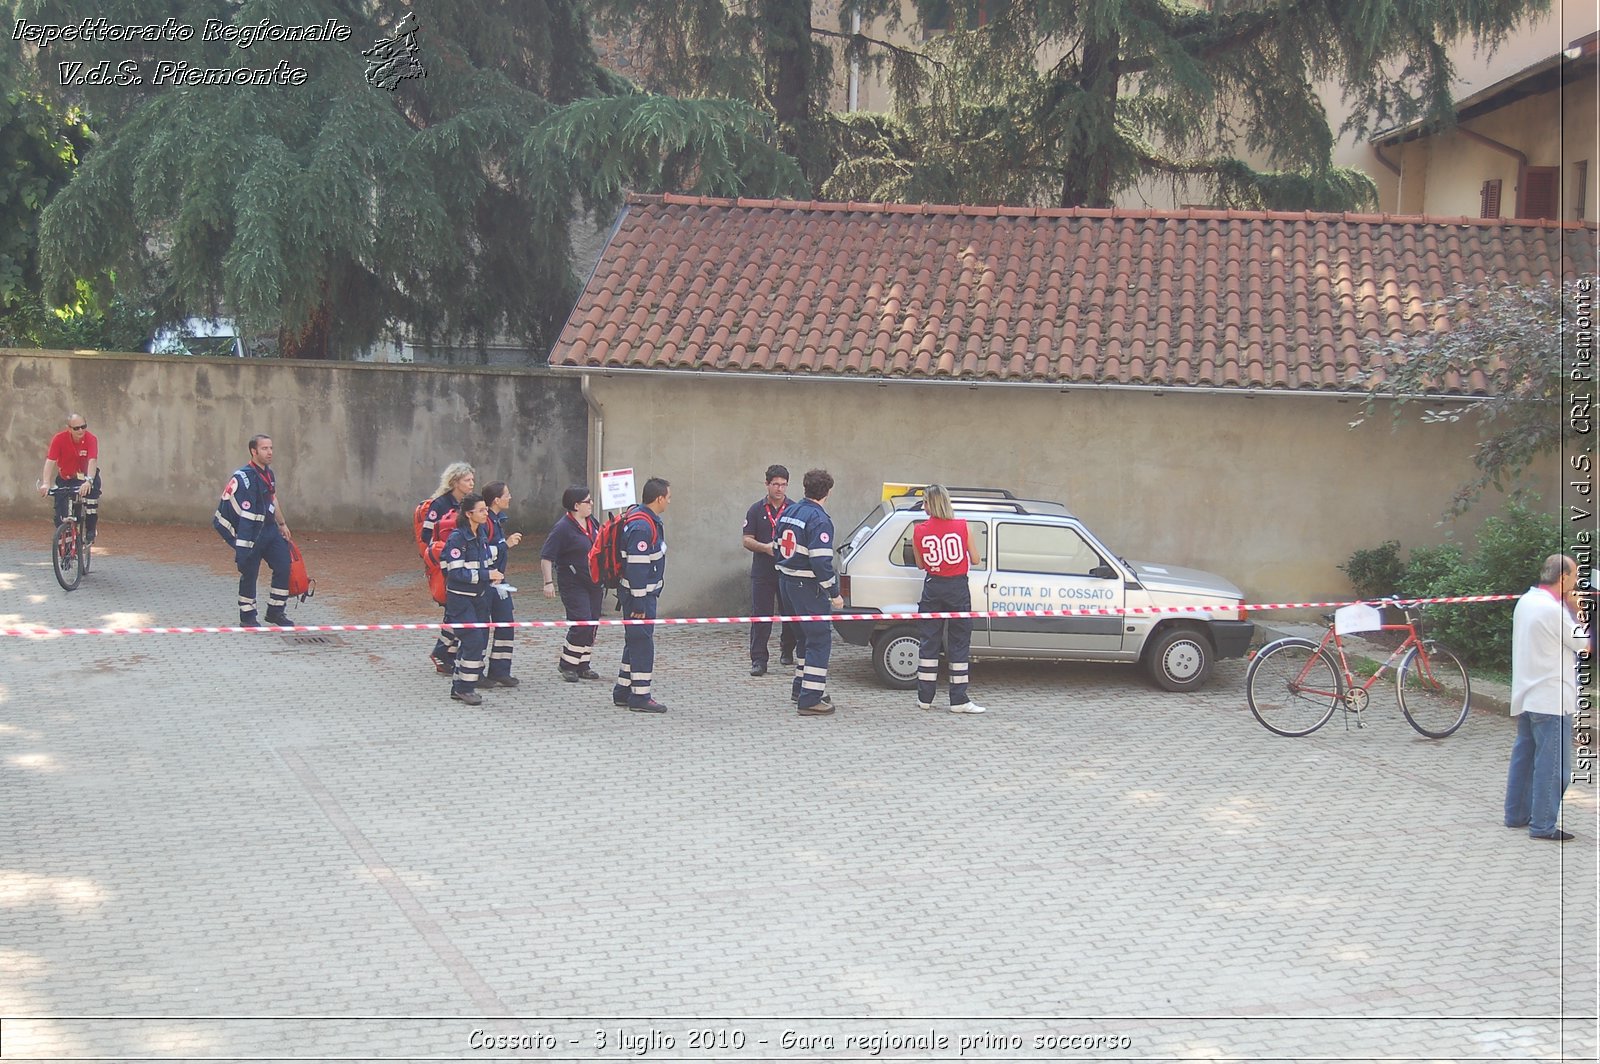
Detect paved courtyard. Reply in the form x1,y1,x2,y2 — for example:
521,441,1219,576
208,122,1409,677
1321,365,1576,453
1,526,1595,1062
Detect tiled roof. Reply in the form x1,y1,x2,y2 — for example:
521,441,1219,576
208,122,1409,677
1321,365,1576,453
551,193,1597,395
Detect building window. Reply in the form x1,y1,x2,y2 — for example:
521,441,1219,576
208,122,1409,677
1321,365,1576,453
1480,179,1502,219
1520,166,1558,220
1575,161,1589,221
922,0,989,37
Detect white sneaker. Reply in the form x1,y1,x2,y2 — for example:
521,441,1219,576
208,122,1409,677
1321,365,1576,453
916,700,935,711
949,701,987,714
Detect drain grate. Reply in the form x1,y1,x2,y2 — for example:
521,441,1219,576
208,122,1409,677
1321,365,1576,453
281,633,347,647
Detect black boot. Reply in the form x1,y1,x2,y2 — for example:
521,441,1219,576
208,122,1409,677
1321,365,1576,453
264,609,295,626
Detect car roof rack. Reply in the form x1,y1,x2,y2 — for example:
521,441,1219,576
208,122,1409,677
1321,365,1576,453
894,496,1073,518
889,486,1017,508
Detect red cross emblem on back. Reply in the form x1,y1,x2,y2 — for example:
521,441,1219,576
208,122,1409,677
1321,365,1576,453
778,529,798,555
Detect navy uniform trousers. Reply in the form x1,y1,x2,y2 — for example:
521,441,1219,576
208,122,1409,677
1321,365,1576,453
612,594,658,706
239,534,293,621
781,575,832,709
445,593,490,695
750,569,798,667
559,581,605,674
917,574,974,707
52,472,102,541
486,589,515,679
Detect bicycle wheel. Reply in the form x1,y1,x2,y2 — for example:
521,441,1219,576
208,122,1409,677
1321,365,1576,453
52,521,81,591
1397,640,1471,738
1247,638,1342,736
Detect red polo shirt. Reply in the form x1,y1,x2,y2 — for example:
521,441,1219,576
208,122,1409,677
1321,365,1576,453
46,429,98,479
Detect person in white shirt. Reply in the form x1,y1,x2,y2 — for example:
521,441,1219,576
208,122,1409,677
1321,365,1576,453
1504,554,1590,841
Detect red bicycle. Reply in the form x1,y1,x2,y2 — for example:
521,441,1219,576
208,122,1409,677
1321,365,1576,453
1246,598,1471,739
48,484,92,591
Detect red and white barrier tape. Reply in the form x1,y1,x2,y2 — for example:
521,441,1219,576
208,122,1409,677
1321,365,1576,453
0,594,1520,638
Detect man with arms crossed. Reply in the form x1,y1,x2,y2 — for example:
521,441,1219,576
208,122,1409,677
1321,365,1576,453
1505,553,1590,841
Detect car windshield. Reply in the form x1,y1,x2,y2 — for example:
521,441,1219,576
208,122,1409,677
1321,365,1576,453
180,334,239,358
841,502,891,559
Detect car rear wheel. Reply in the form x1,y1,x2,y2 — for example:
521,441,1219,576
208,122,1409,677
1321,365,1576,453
872,625,922,690
1145,625,1213,691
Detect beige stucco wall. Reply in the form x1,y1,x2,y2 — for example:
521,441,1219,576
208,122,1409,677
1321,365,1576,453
1389,76,1598,219
3,350,587,532
578,372,1561,616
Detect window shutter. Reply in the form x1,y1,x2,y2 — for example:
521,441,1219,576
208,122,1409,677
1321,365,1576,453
1480,179,1502,219
1520,167,1558,220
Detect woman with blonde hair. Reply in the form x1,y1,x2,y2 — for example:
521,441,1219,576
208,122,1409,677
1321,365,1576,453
911,484,986,713
422,461,475,673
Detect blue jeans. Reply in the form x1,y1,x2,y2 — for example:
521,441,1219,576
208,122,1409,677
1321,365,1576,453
1504,712,1572,837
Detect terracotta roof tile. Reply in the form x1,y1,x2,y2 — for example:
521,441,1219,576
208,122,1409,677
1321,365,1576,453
550,194,1598,393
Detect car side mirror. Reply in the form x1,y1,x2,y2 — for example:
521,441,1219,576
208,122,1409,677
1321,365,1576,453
1089,564,1116,580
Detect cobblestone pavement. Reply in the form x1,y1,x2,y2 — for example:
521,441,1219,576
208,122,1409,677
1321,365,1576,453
1,527,1595,1062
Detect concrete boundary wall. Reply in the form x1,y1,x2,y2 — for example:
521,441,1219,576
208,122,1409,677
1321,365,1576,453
579,372,1562,615
3,350,587,533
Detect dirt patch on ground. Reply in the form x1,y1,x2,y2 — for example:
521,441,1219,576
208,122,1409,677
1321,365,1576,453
0,517,550,625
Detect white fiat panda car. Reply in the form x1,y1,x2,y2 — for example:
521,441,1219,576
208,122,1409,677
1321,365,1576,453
833,488,1254,692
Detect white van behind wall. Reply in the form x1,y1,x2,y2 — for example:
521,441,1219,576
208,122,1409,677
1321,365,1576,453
146,317,247,358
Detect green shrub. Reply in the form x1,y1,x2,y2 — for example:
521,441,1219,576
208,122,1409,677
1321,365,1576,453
1339,540,1407,599
1344,502,1560,669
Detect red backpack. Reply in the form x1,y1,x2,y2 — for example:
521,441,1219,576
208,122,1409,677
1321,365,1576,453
287,538,315,602
414,498,461,606
588,506,656,588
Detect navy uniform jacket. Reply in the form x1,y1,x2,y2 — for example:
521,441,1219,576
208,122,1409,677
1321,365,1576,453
485,511,511,575
442,524,493,602
213,463,282,556
620,506,666,604
774,498,838,596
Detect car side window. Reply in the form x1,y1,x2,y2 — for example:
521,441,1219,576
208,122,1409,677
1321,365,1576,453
995,522,1105,576
892,520,988,569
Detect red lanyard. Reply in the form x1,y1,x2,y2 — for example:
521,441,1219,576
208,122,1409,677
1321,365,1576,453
765,500,786,538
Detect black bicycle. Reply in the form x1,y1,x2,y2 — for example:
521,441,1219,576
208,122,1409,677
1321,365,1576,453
48,485,92,591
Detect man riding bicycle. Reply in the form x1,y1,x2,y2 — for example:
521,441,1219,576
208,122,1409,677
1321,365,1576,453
36,413,100,544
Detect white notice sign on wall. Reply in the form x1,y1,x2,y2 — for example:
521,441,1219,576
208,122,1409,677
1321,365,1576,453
598,468,636,511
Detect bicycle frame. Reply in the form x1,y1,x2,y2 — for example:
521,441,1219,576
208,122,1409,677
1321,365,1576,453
49,484,89,525
1312,618,1424,698
48,484,92,591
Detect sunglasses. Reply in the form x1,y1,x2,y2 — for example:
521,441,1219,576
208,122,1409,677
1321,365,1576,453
68,424,88,431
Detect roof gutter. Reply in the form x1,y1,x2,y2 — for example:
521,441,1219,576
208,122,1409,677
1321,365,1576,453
553,364,1477,404
1455,127,1528,214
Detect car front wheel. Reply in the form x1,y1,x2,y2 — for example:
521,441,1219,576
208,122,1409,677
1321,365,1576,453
1145,626,1213,692
872,624,922,690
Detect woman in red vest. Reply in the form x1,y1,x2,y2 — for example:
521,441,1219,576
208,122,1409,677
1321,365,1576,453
912,484,986,714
